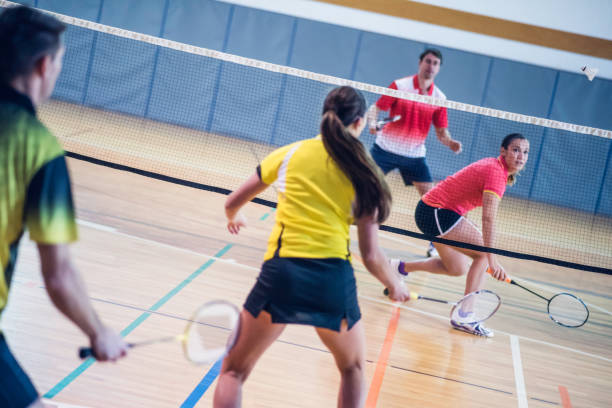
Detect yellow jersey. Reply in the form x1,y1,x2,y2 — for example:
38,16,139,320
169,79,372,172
259,136,355,260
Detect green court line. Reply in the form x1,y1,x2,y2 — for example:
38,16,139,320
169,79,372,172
43,243,233,399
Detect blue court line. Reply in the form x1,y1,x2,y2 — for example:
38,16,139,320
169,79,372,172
259,208,275,221
43,243,233,399
180,358,224,408
180,208,276,405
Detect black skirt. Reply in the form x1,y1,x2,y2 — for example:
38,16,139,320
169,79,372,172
244,257,361,332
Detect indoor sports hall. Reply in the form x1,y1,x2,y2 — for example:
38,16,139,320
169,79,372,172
2,1,611,407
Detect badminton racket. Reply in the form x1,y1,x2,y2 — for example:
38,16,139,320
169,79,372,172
79,300,241,363
383,288,501,324
487,269,589,327
375,115,401,130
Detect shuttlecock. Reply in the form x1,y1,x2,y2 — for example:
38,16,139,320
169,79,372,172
581,65,598,81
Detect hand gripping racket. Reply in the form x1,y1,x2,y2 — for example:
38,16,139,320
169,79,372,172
383,288,501,324
375,115,401,130
79,300,241,363
487,269,589,327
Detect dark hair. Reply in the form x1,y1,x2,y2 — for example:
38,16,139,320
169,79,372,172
0,5,66,84
419,48,443,65
320,86,392,223
501,133,528,185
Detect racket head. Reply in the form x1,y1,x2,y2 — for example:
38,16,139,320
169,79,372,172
182,300,241,364
450,289,501,324
547,293,589,328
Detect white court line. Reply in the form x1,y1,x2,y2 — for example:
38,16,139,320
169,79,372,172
349,225,426,251
363,222,612,316
76,220,612,364
510,335,529,408
76,219,117,232
42,399,92,408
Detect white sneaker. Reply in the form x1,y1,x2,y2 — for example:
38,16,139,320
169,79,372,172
450,320,494,338
389,258,407,280
426,242,439,258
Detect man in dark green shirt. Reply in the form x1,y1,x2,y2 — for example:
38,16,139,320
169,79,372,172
0,6,127,407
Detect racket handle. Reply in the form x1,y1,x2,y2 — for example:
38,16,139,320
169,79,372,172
79,344,133,359
486,267,511,283
382,287,419,301
79,347,94,359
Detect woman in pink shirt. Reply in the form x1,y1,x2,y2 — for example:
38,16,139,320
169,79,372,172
391,133,529,337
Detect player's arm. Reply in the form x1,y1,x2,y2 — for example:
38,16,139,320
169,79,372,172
38,243,127,361
356,213,410,302
435,126,462,153
225,172,268,234
481,192,506,281
367,104,382,134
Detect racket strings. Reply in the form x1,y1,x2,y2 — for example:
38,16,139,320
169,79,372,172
184,302,239,363
548,294,589,327
451,291,501,324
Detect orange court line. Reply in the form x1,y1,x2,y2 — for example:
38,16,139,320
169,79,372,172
365,305,401,407
558,386,573,408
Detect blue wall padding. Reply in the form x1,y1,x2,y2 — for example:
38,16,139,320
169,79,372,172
289,19,361,78
38,0,102,20
41,0,611,215
163,0,231,50
84,34,157,116
597,144,612,216
353,33,424,86
482,59,558,117
146,48,221,131
225,7,295,65
431,45,492,105
271,76,335,146
425,110,478,177
98,0,166,36
210,64,285,143
530,129,610,212
550,72,612,130
53,26,95,103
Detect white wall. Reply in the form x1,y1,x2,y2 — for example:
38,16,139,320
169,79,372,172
221,0,612,80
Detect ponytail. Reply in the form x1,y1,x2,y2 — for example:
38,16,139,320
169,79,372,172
320,87,392,223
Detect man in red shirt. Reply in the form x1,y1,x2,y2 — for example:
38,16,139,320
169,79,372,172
368,48,462,256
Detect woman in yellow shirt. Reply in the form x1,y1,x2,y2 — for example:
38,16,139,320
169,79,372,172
214,86,410,407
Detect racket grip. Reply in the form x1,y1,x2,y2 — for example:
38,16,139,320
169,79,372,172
79,347,95,359
382,287,419,301
486,267,511,283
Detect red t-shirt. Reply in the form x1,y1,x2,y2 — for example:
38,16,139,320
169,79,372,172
375,75,448,157
423,156,509,215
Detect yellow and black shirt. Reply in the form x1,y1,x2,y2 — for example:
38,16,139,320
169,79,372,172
259,136,355,260
0,85,77,319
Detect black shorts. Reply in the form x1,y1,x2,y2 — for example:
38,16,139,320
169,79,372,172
415,200,463,237
370,143,433,185
244,257,361,332
0,333,39,408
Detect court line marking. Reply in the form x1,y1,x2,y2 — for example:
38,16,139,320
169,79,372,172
362,224,612,315
357,295,612,363
350,225,425,251
42,399,92,408
43,243,233,399
365,306,400,407
558,386,572,408
74,220,612,363
510,335,529,408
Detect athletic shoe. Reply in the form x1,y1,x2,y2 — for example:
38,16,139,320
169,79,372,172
389,258,407,280
426,242,439,257
450,320,494,338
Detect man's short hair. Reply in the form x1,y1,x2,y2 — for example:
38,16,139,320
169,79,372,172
419,48,443,65
0,5,66,84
